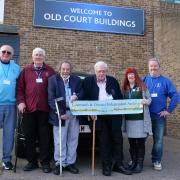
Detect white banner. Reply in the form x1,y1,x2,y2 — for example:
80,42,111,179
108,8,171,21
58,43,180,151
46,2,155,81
70,99,143,115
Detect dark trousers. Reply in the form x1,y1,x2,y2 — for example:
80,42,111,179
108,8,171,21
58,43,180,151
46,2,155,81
128,138,145,162
23,111,51,164
97,119,123,167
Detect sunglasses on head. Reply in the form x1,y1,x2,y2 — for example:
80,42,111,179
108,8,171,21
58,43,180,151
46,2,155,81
2,50,12,55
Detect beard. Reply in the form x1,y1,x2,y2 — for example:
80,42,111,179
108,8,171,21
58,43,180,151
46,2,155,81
61,75,70,80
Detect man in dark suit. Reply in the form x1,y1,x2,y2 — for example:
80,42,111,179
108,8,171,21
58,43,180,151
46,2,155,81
82,61,132,176
48,61,82,175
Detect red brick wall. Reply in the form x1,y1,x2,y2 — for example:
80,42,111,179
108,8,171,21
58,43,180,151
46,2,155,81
154,2,180,138
3,1,180,137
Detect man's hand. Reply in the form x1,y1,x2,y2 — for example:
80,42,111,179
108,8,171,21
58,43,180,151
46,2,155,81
88,115,97,121
141,99,149,105
60,114,69,120
18,103,26,113
70,94,78,102
159,110,170,118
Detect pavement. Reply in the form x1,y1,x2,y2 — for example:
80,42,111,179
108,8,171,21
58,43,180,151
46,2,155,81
1,135,180,180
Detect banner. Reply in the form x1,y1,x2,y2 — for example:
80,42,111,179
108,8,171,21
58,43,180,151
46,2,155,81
33,0,144,35
70,99,143,115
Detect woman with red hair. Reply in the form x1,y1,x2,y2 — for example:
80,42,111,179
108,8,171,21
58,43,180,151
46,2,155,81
122,67,152,173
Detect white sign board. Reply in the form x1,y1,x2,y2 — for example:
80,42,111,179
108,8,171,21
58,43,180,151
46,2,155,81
0,0,5,24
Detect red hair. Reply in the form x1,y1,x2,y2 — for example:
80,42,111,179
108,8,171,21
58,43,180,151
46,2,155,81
122,67,147,93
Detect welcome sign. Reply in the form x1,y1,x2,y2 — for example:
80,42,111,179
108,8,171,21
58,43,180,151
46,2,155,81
33,0,144,35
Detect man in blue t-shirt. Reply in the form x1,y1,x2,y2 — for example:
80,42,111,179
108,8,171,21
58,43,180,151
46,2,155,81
0,45,20,170
144,57,179,171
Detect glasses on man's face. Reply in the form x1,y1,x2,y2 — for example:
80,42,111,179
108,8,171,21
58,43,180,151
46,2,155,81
1,50,12,55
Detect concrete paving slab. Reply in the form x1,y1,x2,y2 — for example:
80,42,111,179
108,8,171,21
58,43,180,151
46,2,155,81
0,136,180,180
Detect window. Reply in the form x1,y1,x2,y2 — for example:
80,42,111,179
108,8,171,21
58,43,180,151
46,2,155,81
161,0,180,4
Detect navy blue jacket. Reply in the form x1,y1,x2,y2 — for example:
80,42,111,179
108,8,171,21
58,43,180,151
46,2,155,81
82,75,123,130
48,73,82,126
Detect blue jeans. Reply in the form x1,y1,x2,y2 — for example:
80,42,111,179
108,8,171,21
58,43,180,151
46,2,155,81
0,105,17,162
150,113,165,163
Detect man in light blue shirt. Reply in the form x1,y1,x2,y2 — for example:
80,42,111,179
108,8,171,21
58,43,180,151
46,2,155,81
0,45,20,170
144,57,179,171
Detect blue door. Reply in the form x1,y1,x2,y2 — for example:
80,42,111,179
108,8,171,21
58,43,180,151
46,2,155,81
0,34,20,64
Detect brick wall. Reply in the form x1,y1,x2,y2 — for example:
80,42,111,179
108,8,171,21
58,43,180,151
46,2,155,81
154,2,180,138
4,0,155,76
3,1,179,137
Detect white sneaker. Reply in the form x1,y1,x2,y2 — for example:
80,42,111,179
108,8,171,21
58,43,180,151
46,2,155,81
153,162,162,171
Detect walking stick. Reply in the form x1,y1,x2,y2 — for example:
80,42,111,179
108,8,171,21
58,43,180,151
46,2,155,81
91,116,96,176
0,128,3,175
55,98,63,176
14,112,23,173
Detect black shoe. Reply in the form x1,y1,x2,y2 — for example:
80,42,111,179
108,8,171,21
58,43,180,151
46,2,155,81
53,165,65,175
42,162,51,173
65,164,79,174
132,163,143,173
102,165,111,176
23,162,39,171
53,165,60,175
113,165,132,175
127,161,137,170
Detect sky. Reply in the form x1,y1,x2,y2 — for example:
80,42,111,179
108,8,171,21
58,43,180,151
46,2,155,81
0,0,4,24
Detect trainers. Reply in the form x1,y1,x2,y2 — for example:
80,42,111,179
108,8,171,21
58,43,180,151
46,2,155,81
153,162,162,171
2,161,14,170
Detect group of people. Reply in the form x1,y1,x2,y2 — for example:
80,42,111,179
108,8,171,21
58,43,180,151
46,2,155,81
0,44,179,176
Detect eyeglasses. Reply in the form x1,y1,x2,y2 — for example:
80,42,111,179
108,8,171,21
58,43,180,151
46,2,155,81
1,50,12,55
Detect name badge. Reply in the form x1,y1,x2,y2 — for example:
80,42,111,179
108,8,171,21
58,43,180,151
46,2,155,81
3,80,11,85
151,93,158,97
36,78,43,83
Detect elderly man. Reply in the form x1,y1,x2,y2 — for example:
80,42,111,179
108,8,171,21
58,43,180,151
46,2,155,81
144,57,179,171
82,61,132,176
16,47,55,173
48,61,82,175
0,45,20,170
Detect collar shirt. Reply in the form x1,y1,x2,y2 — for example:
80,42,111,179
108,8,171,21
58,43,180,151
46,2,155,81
97,81,106,101
97,80,108,101
97,78,114,101
63,77,71,108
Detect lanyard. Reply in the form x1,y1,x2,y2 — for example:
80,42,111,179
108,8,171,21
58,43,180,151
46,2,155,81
150,76,158,93
0,62,10,79
128,89,134,99
35,70,43,79
34,64,44,79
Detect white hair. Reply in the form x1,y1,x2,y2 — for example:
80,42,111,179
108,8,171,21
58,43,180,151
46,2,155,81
32,47,46,56
148,57,160,66
94,61,108,71
0,45,14,55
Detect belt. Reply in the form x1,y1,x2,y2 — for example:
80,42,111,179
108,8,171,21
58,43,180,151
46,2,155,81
66,107,70,110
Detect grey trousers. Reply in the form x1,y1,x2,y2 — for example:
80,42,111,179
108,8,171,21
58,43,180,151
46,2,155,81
53,111,79,167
